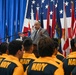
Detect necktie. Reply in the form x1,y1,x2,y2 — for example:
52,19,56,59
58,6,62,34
34,30,37,39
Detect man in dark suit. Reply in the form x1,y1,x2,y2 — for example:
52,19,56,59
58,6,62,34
31,21,49,45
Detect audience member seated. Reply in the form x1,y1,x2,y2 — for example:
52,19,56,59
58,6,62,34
0,40,24,75
20,37,37,71
63,38,76,75
25,37,64,75
52,38,65,61
0,42,9,63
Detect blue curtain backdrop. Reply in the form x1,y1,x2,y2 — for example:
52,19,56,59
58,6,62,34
0,0,26,42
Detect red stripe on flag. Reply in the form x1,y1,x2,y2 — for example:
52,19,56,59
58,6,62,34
46,5,51,37
63,3,70,56
28,22,31,32
63,38,69,50
52,5,56,38
71,1,75,29
72,20,76,38
36,9,39,21
68,28,71,38
23,27,28,36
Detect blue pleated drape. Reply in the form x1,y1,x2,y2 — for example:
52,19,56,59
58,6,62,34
0,0,26,42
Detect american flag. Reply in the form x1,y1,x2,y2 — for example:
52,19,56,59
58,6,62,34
23,0,76,56
23,0,72,32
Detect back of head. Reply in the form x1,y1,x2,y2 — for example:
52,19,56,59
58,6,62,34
52,38,59,49
38,37,55,57
8,40,22,56
52,38,58,43
0,42,8,54
53,41,59,49
71,38,76,51
23,38,33,51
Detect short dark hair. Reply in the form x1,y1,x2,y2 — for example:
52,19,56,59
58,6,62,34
52,38,59,49
0,42,8,54
8,40,22,55
38,37,55,57
52,38,58,42
54,41,59,49
71,38,76,51
23,38,33,51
